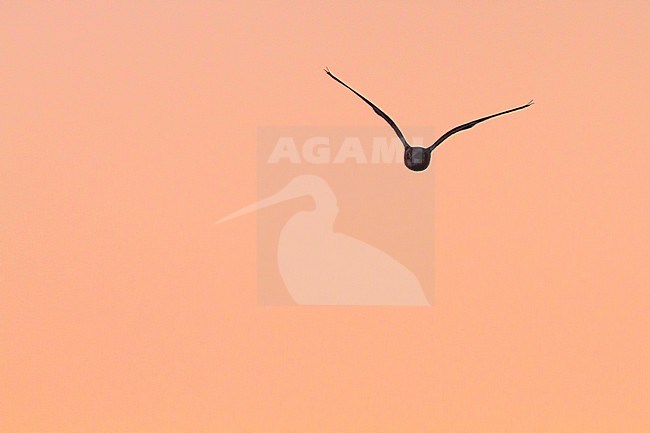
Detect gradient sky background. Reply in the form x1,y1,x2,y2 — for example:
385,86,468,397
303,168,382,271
1,1,649,432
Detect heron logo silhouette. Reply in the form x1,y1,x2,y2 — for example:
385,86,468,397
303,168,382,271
324,67,533,171
218,175,429,306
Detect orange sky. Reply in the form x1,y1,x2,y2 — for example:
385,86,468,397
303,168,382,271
1,1,649,432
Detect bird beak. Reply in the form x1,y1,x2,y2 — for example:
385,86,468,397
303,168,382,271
216,183,301,224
